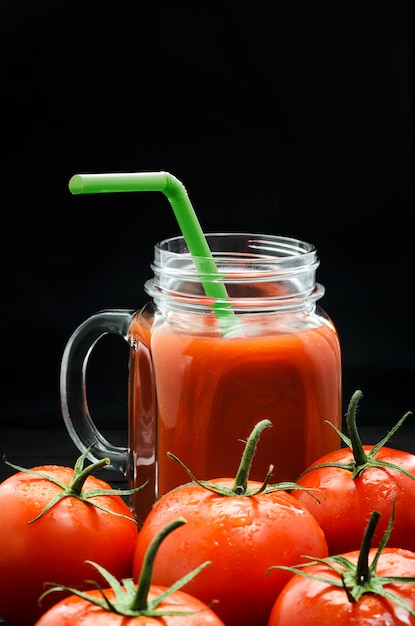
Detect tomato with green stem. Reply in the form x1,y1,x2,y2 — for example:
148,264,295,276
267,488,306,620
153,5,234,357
0,447,144,626
132,419,328,626
292,389,415,555
267,505,415,625
34,518,226,626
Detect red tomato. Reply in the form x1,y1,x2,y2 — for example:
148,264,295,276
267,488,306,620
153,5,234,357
293,445,415,555
0,463,139,626
268,547,415,625
34,585,226,626
292,390,415,555
132,478,328,626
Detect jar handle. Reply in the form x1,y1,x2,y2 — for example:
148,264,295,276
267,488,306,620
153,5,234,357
60,309,134,474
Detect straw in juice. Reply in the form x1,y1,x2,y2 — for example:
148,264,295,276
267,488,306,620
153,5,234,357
69,171,239,336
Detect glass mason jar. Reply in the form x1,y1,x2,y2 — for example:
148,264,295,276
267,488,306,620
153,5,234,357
60,232,342,524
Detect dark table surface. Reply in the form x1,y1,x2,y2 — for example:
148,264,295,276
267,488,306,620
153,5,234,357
0,427,129,486
2,423,415,485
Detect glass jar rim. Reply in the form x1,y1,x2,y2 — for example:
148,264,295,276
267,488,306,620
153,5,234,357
146,232,323,313
155,232,316,256
153,233,318,276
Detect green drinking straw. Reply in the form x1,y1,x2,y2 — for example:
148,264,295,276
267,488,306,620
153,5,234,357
68,171,239,336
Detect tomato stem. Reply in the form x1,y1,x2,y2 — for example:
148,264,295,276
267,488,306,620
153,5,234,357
69,457,110,495
232,419,272,494
167,420,313,498
355,510,379,585
4,446,146,523
131,518,187,611
298,390,414,481
346,390,369,468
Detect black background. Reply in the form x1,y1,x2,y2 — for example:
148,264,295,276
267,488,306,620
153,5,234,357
1,1,413,432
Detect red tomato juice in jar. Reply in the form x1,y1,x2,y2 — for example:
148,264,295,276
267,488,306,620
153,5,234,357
129,288,341,510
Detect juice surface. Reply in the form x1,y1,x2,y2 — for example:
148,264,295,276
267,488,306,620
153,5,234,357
130,312,341,516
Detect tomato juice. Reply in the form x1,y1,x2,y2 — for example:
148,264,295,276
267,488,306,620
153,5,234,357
129,309,341,519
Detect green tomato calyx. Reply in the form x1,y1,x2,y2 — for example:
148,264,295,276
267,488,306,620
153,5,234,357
299,389,414,480
168,419,321,500
39,518,216,618
268,502,415,618
3,444,146,523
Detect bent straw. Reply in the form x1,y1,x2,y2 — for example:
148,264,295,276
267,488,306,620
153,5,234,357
69,171,239,335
